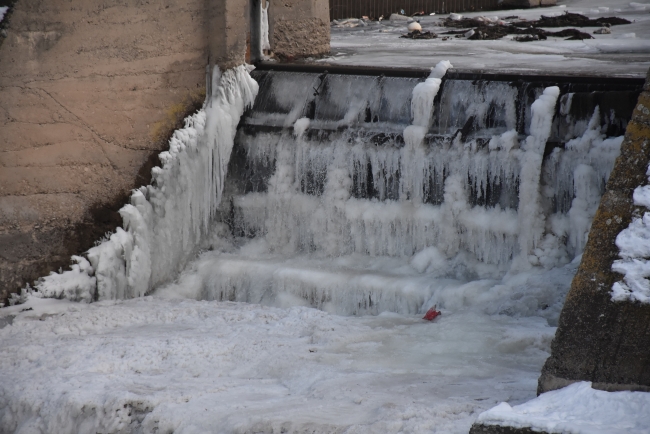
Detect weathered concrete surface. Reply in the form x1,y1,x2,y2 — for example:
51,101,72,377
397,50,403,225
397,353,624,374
208,0,248,69
0,0,223,302
0,0,334,303
269,0,330,60
536,69,650,394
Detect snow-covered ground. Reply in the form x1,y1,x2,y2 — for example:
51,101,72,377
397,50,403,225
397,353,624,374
325,0,650,77
0,290,559,433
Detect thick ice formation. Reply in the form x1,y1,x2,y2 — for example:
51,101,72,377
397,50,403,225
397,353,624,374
27,64,624,318
514,86,560,271
33,65,258,302
150,72,619,318
476,382,650,434
612,164,650,303
1,61,637,433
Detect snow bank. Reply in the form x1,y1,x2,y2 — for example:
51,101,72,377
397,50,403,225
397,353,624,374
33,65,258,302
612,164,650,303
476,382,650,434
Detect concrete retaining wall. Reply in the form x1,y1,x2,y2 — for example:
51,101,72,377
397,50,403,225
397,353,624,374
0,0,330,303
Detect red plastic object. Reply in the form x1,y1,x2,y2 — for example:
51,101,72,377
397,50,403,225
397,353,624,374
423,305,441,321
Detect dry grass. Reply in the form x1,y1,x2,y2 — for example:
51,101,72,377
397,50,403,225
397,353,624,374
151,88,206,148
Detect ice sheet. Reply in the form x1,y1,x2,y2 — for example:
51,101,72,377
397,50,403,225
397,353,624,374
325,0,650,77
0,295,558,433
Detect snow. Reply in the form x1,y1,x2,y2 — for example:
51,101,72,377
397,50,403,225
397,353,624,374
0,293,560,433
611,165,650,303
0,6,8,24
293,117,310,137
325,0,650,77
476,382,650,434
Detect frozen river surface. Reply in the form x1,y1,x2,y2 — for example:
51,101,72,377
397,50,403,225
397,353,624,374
0,283,564,433
325,0,650,77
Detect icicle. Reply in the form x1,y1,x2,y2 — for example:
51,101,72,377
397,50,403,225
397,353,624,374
35,65,259,301
261,1,270,52
513,86,559,270
402,61,452,201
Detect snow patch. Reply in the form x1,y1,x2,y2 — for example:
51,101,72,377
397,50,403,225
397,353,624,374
477,382,650,434
612,164,650,303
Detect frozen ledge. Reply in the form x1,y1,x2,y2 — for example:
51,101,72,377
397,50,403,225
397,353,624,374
254,62,647,85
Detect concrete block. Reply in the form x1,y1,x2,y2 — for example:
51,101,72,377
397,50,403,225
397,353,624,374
268,0,330,60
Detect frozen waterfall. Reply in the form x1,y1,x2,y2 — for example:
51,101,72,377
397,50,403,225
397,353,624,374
29,63,631,319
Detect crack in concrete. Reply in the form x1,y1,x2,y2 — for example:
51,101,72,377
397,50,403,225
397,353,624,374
35,87,123,172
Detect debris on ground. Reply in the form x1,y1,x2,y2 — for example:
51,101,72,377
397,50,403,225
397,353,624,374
331,18,371,28
434,11,626,41
594,24,612,34
408,21,422,32
545,28,594,40
443,12,630,30
514,35,541,42
521,11,631,28
401,30,437,40
423,305,441,321
389,13,410,22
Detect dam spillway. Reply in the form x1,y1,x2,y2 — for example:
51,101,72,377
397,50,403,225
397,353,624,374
3,64,647,433
153,66,642,320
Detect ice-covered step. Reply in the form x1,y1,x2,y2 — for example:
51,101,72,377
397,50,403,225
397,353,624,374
155,244,578,322
157,252,438,316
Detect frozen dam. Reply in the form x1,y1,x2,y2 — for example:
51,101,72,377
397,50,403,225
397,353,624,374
30,62,644,316
154,64,641,319
2,64,646,433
